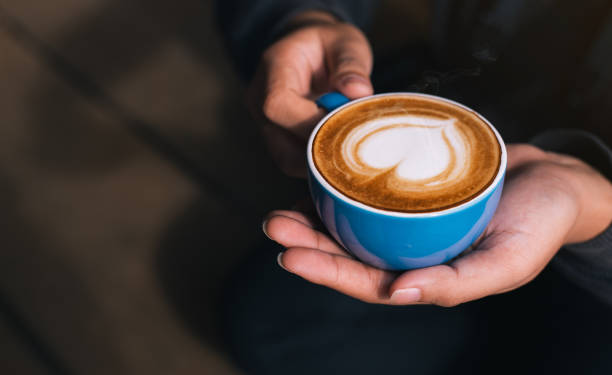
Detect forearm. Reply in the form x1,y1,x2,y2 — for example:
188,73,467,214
530,130,612,243
564,164,612,245
214,0,377,81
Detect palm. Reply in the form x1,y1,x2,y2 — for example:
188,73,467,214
266,145,580,306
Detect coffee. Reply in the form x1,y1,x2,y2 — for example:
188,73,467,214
313,94,501,213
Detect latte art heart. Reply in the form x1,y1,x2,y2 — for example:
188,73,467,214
313,95,501,213
342,116,468,188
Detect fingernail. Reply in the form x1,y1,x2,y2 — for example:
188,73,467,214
277,252,288,272
262,220,271,240
390,288,422,304
339,73,369,88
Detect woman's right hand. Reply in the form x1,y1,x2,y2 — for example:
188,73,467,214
248,11,373,177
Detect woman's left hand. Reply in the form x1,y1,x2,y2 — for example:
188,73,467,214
264,144,612,306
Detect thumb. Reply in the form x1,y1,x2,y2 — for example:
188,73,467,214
328,36,373,99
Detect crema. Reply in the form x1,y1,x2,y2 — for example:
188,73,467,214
313,95,501,212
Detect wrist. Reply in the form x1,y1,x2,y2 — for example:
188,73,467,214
509,144,612,245
527,129,612,244
541,152,612,244
567,184,612,245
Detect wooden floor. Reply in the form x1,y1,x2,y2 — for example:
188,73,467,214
0,1,428,373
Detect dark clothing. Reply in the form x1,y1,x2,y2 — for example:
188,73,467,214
215,0,375,81
216,0,612,305
216,1,612,374
223,244,612,375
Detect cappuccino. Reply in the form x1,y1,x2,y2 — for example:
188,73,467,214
313,94,501,212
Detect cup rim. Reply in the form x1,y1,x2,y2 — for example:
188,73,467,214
307,92,508,218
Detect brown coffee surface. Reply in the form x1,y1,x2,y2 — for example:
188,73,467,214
313,95,501,212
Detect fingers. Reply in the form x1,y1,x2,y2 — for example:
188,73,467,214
506,144,588,173
265,210,316,227
249,22,373,178
279,248,396,304
264,212,348,256
326,30,374,99
262,86,325,140
257,23,373,140
388,225,554,307
506,144,547,170
387,251,509,307
265,210,399,304
261,50,326,139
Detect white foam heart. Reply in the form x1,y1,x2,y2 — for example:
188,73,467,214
341,115,467,184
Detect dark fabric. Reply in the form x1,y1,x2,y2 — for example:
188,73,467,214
530,130,612,183
216,1,612,372
214,0,375,81
215,0,612,305
222,243,612,375
429,0,612,145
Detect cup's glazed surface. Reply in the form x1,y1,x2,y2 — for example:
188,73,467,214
308,93,507,270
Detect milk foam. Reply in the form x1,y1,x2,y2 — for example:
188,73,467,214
341,115,468,187
312,95,501,212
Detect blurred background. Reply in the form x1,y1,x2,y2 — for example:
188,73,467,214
0,1,429,373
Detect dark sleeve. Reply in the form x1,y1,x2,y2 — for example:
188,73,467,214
530,129,612,306
214,0,377,81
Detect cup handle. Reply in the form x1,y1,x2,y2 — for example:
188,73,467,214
315,92,350,112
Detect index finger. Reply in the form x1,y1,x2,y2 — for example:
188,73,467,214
388,207,562,306
279,247,398,304
260,53,325,139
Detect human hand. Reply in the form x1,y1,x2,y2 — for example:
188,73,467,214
249,11,373,177
263,144,612,306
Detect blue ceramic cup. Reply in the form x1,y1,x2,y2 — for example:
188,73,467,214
308,92,507,270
